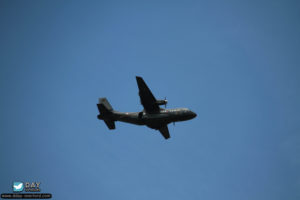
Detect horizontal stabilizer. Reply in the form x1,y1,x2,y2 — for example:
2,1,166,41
104,119,115,129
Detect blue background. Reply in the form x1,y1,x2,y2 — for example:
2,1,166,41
1,1,299,199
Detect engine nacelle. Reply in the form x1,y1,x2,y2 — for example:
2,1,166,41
156,99,168,106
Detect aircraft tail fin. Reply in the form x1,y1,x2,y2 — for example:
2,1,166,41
97,98,116,129
97,98,113,114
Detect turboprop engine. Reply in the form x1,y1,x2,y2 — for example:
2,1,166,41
156,99,168,107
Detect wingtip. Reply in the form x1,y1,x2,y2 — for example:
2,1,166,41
136,76,144,83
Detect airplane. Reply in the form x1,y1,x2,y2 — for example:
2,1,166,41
97,76,197,139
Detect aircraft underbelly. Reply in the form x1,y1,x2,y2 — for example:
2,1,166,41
117,117,144,125
143,114,171,129
115,112,189,129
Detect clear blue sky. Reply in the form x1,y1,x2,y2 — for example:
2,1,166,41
1,0,299,199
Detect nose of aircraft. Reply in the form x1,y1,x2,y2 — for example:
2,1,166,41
192,111,197,118
191,111,197,118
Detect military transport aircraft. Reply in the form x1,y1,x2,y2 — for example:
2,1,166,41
97,76,197,139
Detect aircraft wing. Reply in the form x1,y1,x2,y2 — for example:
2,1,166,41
136,76,160,113
159,125,170,139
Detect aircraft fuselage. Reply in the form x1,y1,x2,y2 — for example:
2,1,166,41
97,108,197,130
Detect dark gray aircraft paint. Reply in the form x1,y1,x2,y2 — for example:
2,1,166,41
97,76,197,139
